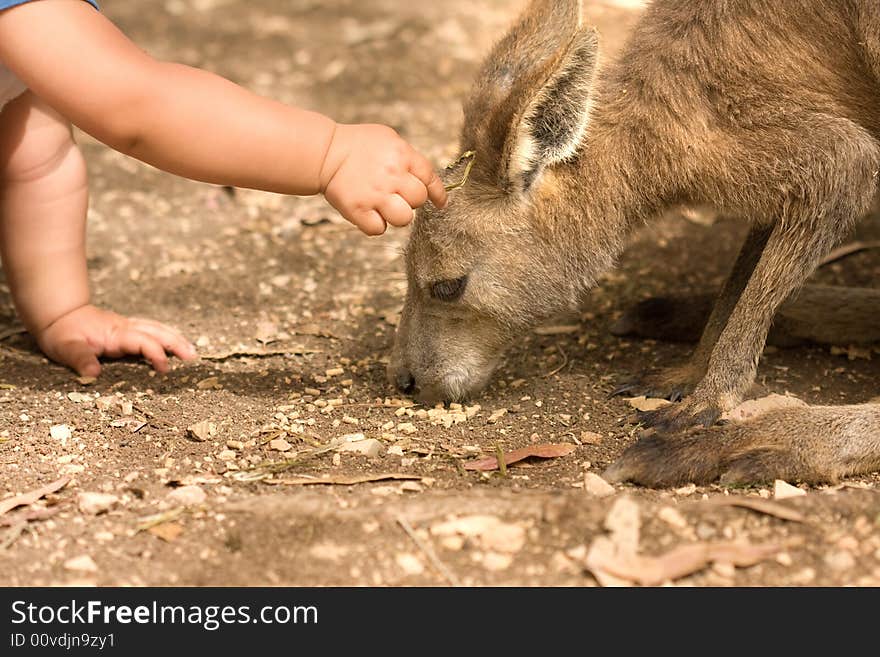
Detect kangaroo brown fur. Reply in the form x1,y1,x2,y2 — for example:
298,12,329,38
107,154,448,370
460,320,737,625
389,0,880,485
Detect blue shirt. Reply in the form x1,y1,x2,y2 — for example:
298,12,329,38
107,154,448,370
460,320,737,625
0,1,98,10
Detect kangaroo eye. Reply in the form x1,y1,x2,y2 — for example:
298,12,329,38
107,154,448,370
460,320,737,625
430,276,468,302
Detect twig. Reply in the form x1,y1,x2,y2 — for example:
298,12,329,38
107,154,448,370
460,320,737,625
0,522,28,550
0,326,26,341
396,516,462,587
819,240,880,267
443,151,476,192
542,343,569,378
0,476,70,516
495,444,508,477
135,507,186,532
200,346,320,361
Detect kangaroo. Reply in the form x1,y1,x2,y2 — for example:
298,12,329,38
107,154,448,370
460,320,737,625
389,0,880,485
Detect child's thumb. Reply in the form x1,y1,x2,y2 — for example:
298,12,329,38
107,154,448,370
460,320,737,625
62,341,102,379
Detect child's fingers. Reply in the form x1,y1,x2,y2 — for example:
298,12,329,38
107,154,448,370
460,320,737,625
130,319,197,360
351,208,387,236
378,193,416,228
396,173,429,210
116,330,170,374
409,154,447,209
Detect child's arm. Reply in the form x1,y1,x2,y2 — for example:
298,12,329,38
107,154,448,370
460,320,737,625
0,0,447,234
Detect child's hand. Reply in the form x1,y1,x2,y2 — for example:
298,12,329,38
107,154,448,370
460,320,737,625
35,305,197,378
319,124,448,235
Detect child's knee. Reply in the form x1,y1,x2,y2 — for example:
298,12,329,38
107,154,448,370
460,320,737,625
0,91,81,184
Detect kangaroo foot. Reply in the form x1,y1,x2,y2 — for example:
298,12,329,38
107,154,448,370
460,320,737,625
605,404,880,487
636,394,725,433
612,365,704,402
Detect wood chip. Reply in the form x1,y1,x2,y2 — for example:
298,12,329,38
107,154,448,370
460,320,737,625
148,522,184,542
0,477,70,516
533,324,581,336
580,431,603,445
463,443,576,471
186,420,216,442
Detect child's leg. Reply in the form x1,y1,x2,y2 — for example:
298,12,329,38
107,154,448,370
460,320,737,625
0,91,195,376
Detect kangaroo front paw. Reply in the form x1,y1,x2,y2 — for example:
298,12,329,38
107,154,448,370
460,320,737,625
637,397,724,433
612,365,702,402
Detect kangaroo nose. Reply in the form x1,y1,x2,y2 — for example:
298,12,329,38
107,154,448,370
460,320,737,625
395,368,416,394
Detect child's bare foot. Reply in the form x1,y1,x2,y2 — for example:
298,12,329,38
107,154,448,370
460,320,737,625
35,304,197,377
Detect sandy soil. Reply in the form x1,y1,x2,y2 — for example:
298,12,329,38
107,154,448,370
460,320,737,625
1,0,879,587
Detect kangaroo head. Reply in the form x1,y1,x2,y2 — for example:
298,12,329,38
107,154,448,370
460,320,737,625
389,0,603,403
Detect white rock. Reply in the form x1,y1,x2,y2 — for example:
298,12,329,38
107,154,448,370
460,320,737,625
50,424,72,444
395,553,425,576
482,552,514,572
337,439,383,458
657,506,689,530
774,480,806,500
341,433,366,442
269,438,292,452
430,515,525,553
167,485,207,506
604,496,641,554
583,473,615,498
77,492,119,515
824,550,856,572
64,555,98,573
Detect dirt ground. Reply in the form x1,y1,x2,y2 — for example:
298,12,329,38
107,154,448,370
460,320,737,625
2,0,879,588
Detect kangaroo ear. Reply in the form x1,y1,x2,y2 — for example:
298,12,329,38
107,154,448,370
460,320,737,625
502,27,599,193
469,0,583,98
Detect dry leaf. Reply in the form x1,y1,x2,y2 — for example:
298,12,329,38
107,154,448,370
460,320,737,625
627,396,670,412
704,497,805,522
266,473,421,486
586,539,782,586
148,522,183,542
463,443,576,471
0,477,70,516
